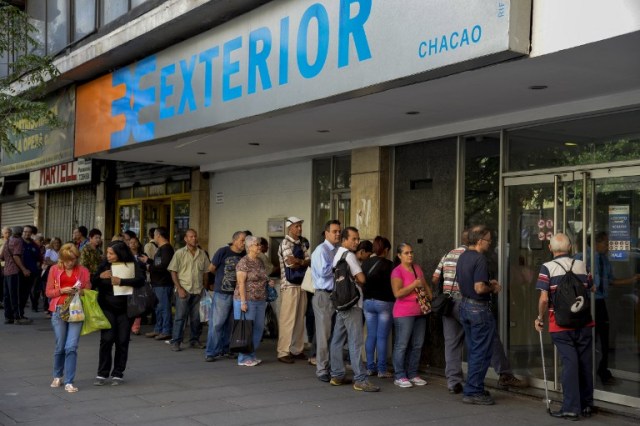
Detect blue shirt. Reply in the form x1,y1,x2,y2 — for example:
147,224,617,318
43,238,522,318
311,239,337,291
574,250,613,300
455,249,490,301
22,240,40,273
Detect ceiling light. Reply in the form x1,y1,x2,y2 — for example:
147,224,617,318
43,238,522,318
155,160,164,163
528,85,548,90
317,129,330,133
405,111,420,115
197,152,206,155
564,142,578,147
248,142,260,146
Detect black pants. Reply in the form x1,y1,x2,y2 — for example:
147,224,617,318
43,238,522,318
594,299,611,379
19,272,37,313
98,307,134,379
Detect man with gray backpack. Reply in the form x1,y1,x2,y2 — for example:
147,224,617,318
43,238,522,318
329,226,379,392
534,233,595,420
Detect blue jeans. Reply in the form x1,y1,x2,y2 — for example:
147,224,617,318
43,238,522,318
153,286,173,335
392,315,427,380
233,299,267,363
364,299,394,373
460,300,495,396
330,307,366,383
205,292,234,357
171,292,202,345
551,328,594,414
51,308,83,384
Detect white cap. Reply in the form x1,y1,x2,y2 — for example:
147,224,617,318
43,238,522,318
286,216,304,228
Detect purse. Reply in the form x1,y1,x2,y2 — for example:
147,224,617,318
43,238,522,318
229,313,254,353
301,268,314,294
431,292,454,317
411,265,431,315
127,282,159,318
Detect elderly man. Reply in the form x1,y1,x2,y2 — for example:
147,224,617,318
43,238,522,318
1,226,32,324
277,217,311,363
535,233,595,420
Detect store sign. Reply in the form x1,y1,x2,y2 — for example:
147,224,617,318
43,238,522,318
75,0,529,156
29,159,93,191
608,205,630,261
1,88,75,176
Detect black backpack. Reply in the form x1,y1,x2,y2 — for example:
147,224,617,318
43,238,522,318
330,251,360,311
551,259,592,328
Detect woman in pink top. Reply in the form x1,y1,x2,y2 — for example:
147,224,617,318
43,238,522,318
45,243,91,393
391,243,433,388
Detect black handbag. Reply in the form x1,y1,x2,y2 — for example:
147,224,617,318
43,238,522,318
229,313,254,353
127,282,158,318
431,292,454,317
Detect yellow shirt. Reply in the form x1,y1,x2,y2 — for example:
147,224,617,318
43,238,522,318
167,246,210,294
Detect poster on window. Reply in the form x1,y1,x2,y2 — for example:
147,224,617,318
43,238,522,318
608,205,630,261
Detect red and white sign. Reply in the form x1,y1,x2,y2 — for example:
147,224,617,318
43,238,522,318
29,159,92,191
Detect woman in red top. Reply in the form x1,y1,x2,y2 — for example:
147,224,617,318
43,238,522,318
45,243,91,393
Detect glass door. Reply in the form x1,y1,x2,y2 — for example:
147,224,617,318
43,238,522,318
504,167,640,406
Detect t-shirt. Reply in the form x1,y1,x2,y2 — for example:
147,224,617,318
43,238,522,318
332,247,364,308
362,256,395,302
149,243,175,287
391,264,425,317
212,246,244,294
456,250,490,301
433,246,467,294
535,255,594,333
44,248,59,263
1,236,24,275
22,240,40,273
234,256,267,302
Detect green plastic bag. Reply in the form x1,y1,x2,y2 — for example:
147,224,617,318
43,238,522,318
80,289,111,336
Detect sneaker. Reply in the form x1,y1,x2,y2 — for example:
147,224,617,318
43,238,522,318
394,378,413,388
238,359,259,367
170,343,182,352
64,383,78,393
93,376,107,386
377,371,393,379
278,355,295,364
16,317,33,325
308,357,317,366
4,319,14,324
330,376,352,386
155,333,172,341
145,331,159,338
131,330,141,335
318,373,331,383
462,393,495,405
190,341,205,349
448,383,463,394
50,377,63,388
291,352,308,360
205,356,216,362
254,359,263,365
111,377,124,386
410,376,428,386
353,381,380,392
498,374,527,389
366,369,377,377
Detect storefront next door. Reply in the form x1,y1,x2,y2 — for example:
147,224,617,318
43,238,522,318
504,165,640,407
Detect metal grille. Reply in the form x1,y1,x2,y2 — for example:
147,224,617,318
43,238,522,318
44,186,96,241
0,198,35,228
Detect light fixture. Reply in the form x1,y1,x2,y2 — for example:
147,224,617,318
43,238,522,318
564,142,578,147
197,152,206,155
155,160,164,163
317,129,330,133
405,111,420,115
248,142,260,146
528,85,548,90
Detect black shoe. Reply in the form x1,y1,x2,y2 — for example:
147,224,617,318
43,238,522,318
205,356,216,362
462,393,495,405
4,319,14,324
317,374,330,383
581,406,596,418
550,411,579,421
448,383,463,394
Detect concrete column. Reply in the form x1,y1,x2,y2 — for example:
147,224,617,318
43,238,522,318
350,147,391,241
190,169,210,252
34,192,46,230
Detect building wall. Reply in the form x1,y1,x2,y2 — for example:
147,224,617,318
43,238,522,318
209,162,313,250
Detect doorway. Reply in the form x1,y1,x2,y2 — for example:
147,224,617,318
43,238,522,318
504,166,640,406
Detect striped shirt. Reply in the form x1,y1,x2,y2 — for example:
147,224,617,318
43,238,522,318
535,255,594,333
433,246,466,295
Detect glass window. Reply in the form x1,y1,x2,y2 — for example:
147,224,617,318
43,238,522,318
167,181,183,195
312,156,351,247
133,185,147,198
47,0,69,55
334,155,351,189
312,158,332,243
118,187,132,199
101,0,127,26
131,0,149,8
27,1,47,56
73,0,96,41
0,51,8,79
508,110,640,172
119,204,141,237
465,135,500,232
173,200,190,249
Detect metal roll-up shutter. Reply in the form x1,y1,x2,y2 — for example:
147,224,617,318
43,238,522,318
1,198,35,228
44,186,96,241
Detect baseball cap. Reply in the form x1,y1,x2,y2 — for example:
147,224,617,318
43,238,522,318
286,216,304,228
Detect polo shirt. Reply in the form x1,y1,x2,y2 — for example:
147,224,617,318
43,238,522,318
167,246,209,294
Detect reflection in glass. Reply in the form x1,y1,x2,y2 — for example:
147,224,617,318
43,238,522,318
173,200,190,249
120,204,141,238
74,0,96,41
47,0,69,55
27,1,46,56
102,0,128,25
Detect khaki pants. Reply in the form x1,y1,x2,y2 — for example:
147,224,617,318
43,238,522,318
277,286,307,358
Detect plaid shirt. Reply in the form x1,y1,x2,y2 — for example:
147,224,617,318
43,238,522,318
278,235,309,288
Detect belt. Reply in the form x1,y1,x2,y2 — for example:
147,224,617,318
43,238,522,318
461,297,490,306
316,289,332,293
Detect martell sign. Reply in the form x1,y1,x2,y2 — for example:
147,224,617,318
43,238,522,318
29,159,92,191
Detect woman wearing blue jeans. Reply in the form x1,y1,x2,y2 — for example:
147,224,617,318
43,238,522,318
362,236,395,378
233,236,273,366
45,243,91,393
391,243,433,388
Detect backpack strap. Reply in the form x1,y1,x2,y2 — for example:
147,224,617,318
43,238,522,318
552,258,575,273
